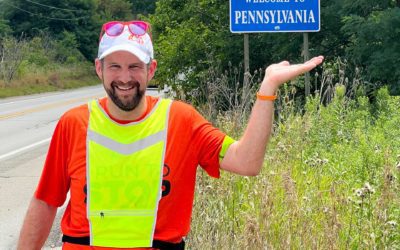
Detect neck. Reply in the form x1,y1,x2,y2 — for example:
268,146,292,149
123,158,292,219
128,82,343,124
106,96,147,121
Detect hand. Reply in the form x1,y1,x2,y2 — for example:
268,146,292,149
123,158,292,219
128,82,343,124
259,56,324,95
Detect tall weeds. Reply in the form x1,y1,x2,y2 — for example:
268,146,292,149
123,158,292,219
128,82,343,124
187,59,400,249
0,33,97,97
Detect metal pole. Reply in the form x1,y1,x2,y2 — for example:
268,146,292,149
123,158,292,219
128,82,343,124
244,33,250,73
244,33,250,85
303,32,310,97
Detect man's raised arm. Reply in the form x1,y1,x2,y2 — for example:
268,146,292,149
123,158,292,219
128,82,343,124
221,56,324,176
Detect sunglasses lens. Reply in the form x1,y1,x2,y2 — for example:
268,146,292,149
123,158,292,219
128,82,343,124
128,22,147,36
105,22,124,36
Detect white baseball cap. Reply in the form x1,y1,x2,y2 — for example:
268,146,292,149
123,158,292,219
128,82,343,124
97,25,154,64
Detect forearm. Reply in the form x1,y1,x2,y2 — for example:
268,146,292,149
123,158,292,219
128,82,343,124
221,86,275,176
17,197,57,250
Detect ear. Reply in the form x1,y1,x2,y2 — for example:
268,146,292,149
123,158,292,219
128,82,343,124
95,58,103,80
147,59,158,81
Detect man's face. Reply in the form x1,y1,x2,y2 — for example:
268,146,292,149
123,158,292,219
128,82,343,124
95,51,157,112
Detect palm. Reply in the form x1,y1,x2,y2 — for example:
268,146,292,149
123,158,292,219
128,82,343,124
264,56,324,89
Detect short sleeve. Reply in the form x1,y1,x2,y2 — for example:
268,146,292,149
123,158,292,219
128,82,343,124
219,135,236,163
190,108,235,178
34,116,70,207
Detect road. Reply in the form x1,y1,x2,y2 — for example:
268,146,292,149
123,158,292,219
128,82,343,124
0,85,163,249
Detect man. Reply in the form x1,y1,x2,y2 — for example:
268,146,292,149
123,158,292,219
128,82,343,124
17,20,323,249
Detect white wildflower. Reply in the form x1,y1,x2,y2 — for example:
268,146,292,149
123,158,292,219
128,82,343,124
355,188,364,198
363,182,375,194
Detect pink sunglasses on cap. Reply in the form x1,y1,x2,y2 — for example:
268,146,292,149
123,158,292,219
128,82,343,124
99,21,151,42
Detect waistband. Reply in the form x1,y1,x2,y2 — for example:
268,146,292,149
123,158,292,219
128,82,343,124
62,235,185,250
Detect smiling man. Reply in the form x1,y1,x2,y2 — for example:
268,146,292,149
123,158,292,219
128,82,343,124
101,51,148,111
17,20,323,250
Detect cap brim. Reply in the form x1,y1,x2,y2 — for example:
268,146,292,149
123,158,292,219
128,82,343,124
98,44,150,64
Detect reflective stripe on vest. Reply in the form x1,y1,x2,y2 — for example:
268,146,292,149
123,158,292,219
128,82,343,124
86,98,172,248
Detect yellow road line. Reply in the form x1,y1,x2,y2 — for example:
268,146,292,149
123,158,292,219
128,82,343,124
0,95,104,120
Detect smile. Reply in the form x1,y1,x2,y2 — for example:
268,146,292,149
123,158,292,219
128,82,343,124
115,85,135,91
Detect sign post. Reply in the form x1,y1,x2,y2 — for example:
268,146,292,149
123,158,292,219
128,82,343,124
303,32,310,96
244,33,250,86
230,0,320,96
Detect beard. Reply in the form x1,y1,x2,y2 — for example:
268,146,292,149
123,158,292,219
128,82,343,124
105,80,145,111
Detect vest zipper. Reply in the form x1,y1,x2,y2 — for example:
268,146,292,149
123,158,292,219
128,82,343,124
90,210,155,217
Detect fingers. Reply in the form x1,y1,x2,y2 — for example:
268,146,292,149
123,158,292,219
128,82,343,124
263,56,324,87
279,57,323,79
305,55,324,65
291,55,324,73
275,56,323,69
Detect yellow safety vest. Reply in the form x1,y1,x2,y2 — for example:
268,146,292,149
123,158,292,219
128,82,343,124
86,98,172,248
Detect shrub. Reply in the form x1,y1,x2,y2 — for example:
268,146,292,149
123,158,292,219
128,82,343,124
187,60,400,249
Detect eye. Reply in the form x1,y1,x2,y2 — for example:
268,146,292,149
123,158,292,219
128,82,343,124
109,64,120,69
129,64,143,70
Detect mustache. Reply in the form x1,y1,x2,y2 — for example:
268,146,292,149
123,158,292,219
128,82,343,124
110,80,140,88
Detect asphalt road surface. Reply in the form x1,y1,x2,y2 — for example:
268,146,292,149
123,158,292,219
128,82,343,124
0,85,164,249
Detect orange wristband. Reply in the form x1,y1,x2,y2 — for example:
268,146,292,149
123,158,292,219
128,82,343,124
256,92,277,101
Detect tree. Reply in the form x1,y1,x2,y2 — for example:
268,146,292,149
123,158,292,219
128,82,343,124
149,0,400,98
0,36,29,84
130,0,157,18
148,0,243,95
2,0,99,59
0,1,11,36
95,0,134,23
2,0,149,60
0,19,12,36
2,0,399,96
148,0,349,97
340,1,400,94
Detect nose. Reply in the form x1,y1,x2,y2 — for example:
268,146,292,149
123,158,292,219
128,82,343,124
118,68,133,83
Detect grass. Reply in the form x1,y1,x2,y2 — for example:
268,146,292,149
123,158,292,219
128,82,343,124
186,62,400,249
0,63,99,98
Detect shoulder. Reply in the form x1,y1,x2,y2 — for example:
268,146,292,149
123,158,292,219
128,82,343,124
170,99,197,115
168,99,202,123
61,103,89,119
168,99,213,131
59,102,90,127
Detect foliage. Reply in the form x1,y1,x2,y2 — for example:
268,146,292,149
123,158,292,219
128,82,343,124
0,19,12,36
1,0,399,96
147,0,400,97
0,32,97,95
52,30,85,64
341,6,400,94
130,0,157,18
95,0,134,22
188,62,400,249
148,0,242,95
0,58,98,98
0,35,29,84
1,0,157,60
186,60,262,130
2,0,98,59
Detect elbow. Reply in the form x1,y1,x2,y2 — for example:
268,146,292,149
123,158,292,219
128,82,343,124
245,170,260,177
222,160,263,176
241,159,263,176
246,167,262,176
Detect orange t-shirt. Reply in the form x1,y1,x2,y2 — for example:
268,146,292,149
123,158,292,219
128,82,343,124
35,96,229,249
